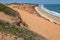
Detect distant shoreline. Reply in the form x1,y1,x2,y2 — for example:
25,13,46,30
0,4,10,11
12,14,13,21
35,5,60,24
40,5,60,18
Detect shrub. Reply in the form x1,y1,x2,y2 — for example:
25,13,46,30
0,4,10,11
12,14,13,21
0,21,47,40
0,3,19,17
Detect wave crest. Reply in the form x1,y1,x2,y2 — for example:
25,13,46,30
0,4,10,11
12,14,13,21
40,5,60,17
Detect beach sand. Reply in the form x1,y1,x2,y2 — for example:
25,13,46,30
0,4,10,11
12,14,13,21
18,10,60,40
8,4,60,40
35,6,60,24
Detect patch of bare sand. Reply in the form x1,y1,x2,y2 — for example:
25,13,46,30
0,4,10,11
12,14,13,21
0,12,19,24
0,32,23,40
16,10,60,40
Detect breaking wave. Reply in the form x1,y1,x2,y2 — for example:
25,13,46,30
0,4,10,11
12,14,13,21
40,5,60,17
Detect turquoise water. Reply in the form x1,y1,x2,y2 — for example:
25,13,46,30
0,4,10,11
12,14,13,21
40,4,60,17
44,4,60,13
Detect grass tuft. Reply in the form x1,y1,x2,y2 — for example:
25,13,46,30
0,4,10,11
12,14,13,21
0,3,19,17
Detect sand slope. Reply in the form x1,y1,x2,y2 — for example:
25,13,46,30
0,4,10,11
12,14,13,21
18,10,60,40
8,4,60,40
0,12,16,23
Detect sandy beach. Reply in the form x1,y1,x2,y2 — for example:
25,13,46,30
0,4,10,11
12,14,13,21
18,10,60,40
7,4,60,40
35,6,60,24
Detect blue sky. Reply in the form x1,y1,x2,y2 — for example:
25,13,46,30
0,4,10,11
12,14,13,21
0,0,60,4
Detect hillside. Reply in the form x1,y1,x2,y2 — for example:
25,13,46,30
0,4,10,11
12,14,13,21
0,3,47,40
0,3,60,40
7,3,60,40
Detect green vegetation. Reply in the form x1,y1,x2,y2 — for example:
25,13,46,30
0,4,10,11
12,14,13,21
0,3,47,40
0,3,19,17
0,3,28,27
0,21,47,40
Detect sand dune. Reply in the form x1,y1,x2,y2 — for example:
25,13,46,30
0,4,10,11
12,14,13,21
7,4,60,40
18,10,60,40
0,12,16,23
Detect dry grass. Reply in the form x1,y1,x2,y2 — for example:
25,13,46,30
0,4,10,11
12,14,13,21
0,21,47,40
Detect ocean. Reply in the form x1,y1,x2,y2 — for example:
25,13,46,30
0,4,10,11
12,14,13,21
41,4,60,17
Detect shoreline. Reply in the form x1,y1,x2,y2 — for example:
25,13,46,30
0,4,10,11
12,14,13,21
40,5,60,17
35,6,60,24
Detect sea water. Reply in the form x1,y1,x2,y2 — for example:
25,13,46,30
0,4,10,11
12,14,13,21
40,4,60,17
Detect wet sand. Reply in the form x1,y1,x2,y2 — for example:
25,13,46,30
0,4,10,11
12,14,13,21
35,6,60,24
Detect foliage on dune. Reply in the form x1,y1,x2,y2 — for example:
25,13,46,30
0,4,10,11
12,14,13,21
0,3,47,40
0,21,47,40
0,3,28,27
0,3,19,17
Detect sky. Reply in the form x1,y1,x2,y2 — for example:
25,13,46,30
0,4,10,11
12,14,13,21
0,0,60,4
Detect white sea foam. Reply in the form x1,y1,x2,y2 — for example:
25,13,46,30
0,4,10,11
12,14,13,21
40,5,60,17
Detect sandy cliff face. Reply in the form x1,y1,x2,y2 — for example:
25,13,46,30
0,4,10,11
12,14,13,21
7,4,60,40
0,4,47,40
7,4,39,15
